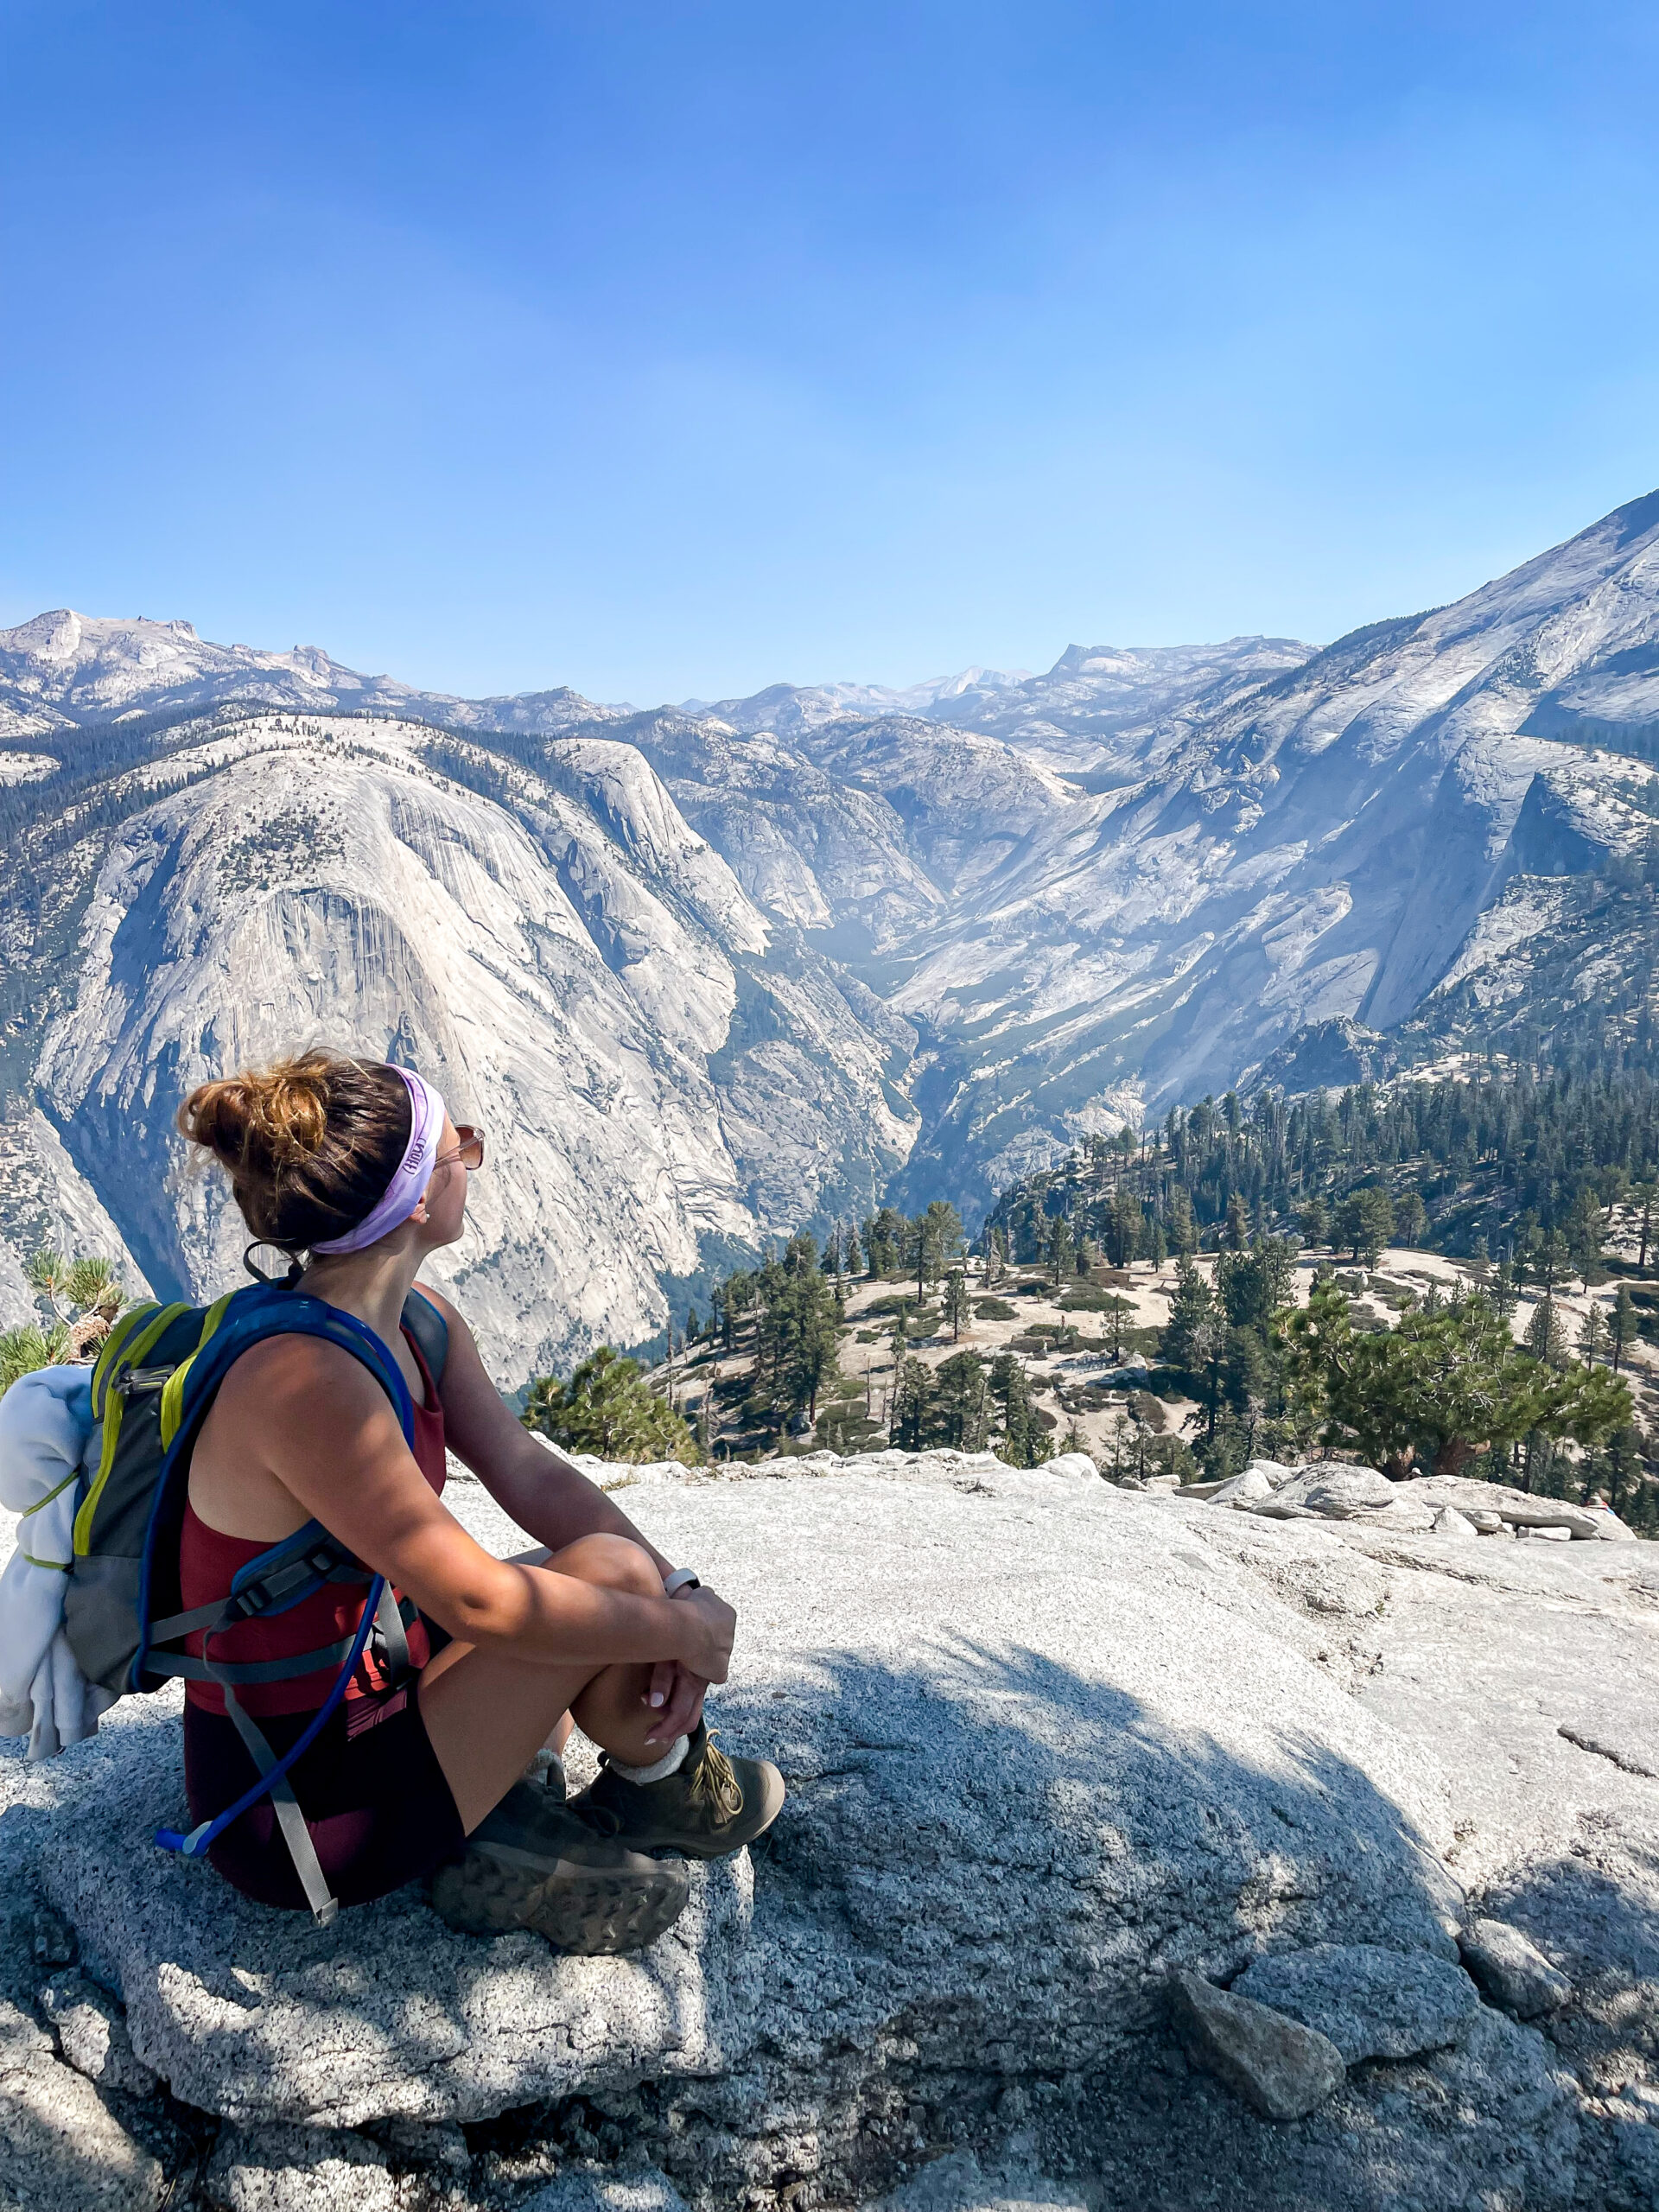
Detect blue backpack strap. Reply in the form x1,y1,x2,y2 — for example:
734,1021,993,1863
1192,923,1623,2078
401,1287,448,1386
143,1284,418,1924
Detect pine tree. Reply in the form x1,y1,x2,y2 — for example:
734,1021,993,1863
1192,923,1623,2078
524,1348,704,1465
1161,1258,1227,1433
1526,1295,1570,1370
942,1268,969,1341
1336,1187,1394,1264
889,1354,937,1450
3,1248,126,1379
1611,1281,1638,1373
888,1300,909,1370
1166,1185,1198,1257
934,1350,991,1448
1578,1303,1611,1368
1108,1187,1145,1268
1395,1190,1428,1248
988,1352,1051,1467
1566,1187,1609,1285
1045,1211,1075,1287
1099,1294,1135,1363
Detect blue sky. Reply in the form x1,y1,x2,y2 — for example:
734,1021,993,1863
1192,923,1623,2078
5,2,1659,703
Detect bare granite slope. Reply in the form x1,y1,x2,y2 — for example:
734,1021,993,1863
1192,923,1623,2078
2,1448,1656,2209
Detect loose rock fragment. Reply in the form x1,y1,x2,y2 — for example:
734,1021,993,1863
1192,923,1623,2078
1459,1918,1573,2018
30,1904,74,1967
40,1968,159,2096
204,2121,397,2212
1233,1942,1479,2063
1166,1967,1345,2120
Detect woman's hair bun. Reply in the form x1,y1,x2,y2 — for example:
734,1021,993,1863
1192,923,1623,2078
179,1048,411,1253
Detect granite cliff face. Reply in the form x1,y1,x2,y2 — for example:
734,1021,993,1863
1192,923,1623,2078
6,493,1659,1358
4,715,912,1381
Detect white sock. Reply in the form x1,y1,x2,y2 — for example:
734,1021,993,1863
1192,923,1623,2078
610,1734,690,1785
524,1748,567,1798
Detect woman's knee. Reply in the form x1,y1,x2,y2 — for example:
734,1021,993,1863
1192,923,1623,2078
551,1531,661,1597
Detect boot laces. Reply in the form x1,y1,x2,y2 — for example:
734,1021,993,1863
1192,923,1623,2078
690,1732,743,1821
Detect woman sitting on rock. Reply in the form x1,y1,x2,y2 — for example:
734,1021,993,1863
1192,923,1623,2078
175,1048,782,1946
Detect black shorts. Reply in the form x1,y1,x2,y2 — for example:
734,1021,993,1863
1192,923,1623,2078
182,1673,464,1914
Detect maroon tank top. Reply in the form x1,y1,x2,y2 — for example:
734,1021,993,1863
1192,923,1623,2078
178,1325,448,1717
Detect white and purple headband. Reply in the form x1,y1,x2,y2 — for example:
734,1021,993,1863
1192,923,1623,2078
310,1068,448,1255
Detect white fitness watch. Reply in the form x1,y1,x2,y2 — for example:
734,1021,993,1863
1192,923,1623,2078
662,1567,702,1598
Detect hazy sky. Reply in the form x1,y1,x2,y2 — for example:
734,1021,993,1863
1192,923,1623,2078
6,2,1659,703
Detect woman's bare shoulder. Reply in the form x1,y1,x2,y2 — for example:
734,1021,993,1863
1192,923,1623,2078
212,1329,391,1414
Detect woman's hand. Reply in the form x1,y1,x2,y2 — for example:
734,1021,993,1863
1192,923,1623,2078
669,1585,735,1684
642,1661,709,1745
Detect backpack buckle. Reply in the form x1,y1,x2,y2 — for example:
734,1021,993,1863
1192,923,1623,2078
112,1366,175,1399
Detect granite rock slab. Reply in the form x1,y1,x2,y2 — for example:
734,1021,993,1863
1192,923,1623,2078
1233,1941,1480,2063
19,1455,1465,2131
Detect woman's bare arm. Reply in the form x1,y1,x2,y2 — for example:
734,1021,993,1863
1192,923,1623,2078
415,1285,683,1577
218,1334,734,1679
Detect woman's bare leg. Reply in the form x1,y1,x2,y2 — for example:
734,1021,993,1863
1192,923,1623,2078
417,1533,668,1833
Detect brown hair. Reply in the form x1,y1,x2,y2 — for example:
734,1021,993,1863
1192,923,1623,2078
178,1048,412,1256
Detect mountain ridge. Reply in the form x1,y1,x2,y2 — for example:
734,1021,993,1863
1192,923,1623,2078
6,490,1659,1370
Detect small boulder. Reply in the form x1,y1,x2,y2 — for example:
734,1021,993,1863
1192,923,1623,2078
1458,1919,1573,2018
40,1969,159,2097
1268,1466,1398,1520
1044,1452,1100,1480
1232,1942,1479,2064
1243,1458,1296,1489
1166,1967,1345,2120
1207,1466,1276,1507
1432,1506,1478,1538
204,2122,397,2212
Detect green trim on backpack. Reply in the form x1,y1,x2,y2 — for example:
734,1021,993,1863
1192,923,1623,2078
91,1302,157,1421
159,1292,238,1452
75,1302,192,1557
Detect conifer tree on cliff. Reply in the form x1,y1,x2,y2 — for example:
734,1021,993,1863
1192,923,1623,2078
1278,1281,1630,1481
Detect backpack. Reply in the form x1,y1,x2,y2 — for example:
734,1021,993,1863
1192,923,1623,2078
65,1278,449,1924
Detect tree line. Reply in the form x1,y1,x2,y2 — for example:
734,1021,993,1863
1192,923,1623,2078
982,1066,1659,1273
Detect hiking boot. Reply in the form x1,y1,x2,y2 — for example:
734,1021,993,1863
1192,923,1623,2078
571,1722,785,1860
429,1781,689,1953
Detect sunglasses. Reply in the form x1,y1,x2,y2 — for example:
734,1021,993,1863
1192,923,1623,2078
434,1125,485,1173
